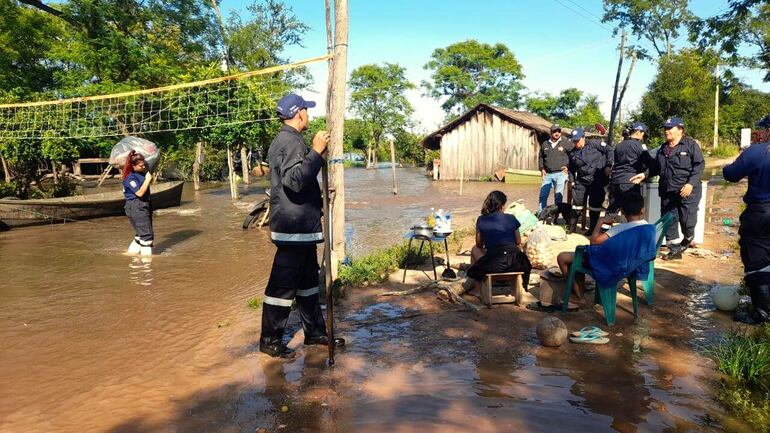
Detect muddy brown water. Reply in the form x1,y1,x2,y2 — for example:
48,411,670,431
0,168,749,433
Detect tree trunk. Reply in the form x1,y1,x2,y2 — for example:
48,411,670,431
193,141,202,191
389,138,398,195
240,144,249,184
226,144,238,200
607,30,626,147
327,0,349,277
1,153,10,182
51,161,59,185
612,52,637,132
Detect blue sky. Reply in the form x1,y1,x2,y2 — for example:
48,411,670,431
224,0,769,132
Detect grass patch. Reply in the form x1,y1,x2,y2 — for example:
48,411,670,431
338,241,431,287
709,325,770,430
247,296,263,310
343,160,366,168
710,144,739,159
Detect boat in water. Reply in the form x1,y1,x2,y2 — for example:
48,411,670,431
0,181,184,230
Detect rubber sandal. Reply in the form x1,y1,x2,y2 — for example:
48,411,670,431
526,301,559,312
569,334,609,345
570,326,609,338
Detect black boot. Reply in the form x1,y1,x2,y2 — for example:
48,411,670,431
567,210,578,234
585,211,600,236
750,283,770,324
259,342,295,358
304,334,347,347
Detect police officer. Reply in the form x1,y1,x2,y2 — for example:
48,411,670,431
538,124,574,212
630,117,704,260
259,93,344,358
567,127,607,235
608,122,653,216
723,122,770,324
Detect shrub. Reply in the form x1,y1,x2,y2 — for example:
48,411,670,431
0,182,14,198
338,241,431,287
709,143,739,159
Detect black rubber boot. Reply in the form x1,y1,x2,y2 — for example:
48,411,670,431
259,343,296,358
750,283,770,323
304,335,347,347
567,210,578,234
585,211,600,236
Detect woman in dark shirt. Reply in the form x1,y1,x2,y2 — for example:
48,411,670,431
122,150,154,255
465,190,532,291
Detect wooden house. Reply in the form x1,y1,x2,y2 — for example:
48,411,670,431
423,104,579,180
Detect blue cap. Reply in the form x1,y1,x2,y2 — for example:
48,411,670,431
276,93,316,120
663,117,684,128
631,121,648,133
757,113,770,129
570,127,585,141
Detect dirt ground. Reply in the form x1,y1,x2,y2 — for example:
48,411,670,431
239,179,757,433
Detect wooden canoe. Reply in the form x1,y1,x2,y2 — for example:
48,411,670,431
0,181,184,230
504,169,542,184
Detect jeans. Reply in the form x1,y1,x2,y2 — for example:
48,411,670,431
538,171,567,211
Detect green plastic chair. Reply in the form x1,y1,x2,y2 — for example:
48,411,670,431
560,213,674,325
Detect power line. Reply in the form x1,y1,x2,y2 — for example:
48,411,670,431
550,0,613,33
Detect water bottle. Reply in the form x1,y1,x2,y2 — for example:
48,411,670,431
444,212,452,232
435,209,444,232
428,207,436,228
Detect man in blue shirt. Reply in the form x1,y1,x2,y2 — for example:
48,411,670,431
723,121,770,324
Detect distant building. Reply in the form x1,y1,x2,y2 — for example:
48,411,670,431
423,104,580,180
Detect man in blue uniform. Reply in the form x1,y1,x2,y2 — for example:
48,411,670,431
538,124,573,212
608,122,653,216
631,117,704,260
567,128,607,235
259,93,344,358
723,122,770,324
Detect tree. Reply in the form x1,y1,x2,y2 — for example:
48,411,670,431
602,0,696,58
526,89,607,128
349,63,414,167
691,0,770,82
638,49,716,144
422,39,525,115
720,82,770,143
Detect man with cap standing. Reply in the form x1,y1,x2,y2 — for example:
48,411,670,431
722,118,770,324
259,93,345,358
567,127,607,234
630,117,704,260
608,122,654,216
538,124,574,212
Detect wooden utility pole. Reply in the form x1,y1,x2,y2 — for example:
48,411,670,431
327,0,348,278
193,141,202,191
713,63,720,150
389,138,398,194
226,144,238,200
607,30,626,147
240,144,250,184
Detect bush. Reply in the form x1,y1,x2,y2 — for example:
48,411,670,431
162,145,228,181
709,143,739,159
0,182,14,198
338,241,431,287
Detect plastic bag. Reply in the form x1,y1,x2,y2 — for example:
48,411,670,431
505,200,538,235
526,223,554,270
109,136,160,170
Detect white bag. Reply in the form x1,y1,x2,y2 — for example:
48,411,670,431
109,136,160,170
526,223,554,270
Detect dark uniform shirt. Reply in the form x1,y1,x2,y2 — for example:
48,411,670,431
122,172,150,202
268,124,324,245
611,138,653,186
569,141,606,185
538,136,573,173
648,136,704,193
723,142,770,204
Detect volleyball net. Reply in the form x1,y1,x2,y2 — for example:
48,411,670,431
0,55,330,140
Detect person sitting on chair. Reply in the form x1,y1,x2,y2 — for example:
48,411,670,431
556,193,651,301
463,190,532,292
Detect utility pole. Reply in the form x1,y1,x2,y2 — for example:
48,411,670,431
713,63,720,150
607,30,626,147
389,138,398,194
327,0,348,278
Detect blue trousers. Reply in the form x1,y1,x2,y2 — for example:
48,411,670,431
538,171,567,211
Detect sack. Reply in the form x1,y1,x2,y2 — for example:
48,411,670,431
526,223,554,270
505,200,538,235
109,136,160,170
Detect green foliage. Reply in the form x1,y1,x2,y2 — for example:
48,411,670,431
163,144,227,181
0,181,14,198
338,242,431,287
720,84,770,143
638,49,716,143
601,0,696,58
393,129,425,165
247,296,263,310
526,89,608,128
709,143,739,159
714,383,770,432
423,39,525,115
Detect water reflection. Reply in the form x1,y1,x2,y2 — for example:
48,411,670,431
128,256,153,286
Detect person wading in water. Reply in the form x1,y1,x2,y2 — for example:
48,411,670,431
122,150,154,256
259,93,345,358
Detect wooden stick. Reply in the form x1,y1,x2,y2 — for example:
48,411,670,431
240,144,249,185
389,138,398,194
193,141,202,191
324,0,336,366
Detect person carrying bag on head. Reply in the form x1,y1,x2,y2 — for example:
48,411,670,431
122,150,154,256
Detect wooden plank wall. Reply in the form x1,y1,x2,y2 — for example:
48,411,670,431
438,112,539,180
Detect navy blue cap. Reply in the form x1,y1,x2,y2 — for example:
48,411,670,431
276,93,316,120
757,113,770,129
631,121,648,133
663,117,684,128
550,124,562,133
570,127,585,141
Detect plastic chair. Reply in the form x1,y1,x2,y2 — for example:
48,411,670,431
561,215,672,325
639,212,675,305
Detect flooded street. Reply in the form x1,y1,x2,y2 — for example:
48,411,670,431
0,168,752,433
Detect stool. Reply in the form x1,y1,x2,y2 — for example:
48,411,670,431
481,272,524,308
401,234,451,283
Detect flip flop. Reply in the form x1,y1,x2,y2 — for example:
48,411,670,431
570,326,609,338
526,301,579,312
569,334,610,345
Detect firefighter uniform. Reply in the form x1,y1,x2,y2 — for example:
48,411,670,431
608,122,653,215
723,140,770,323
568,128,607,234
123,171,153,254
259,95,329,357
647,118,704,257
